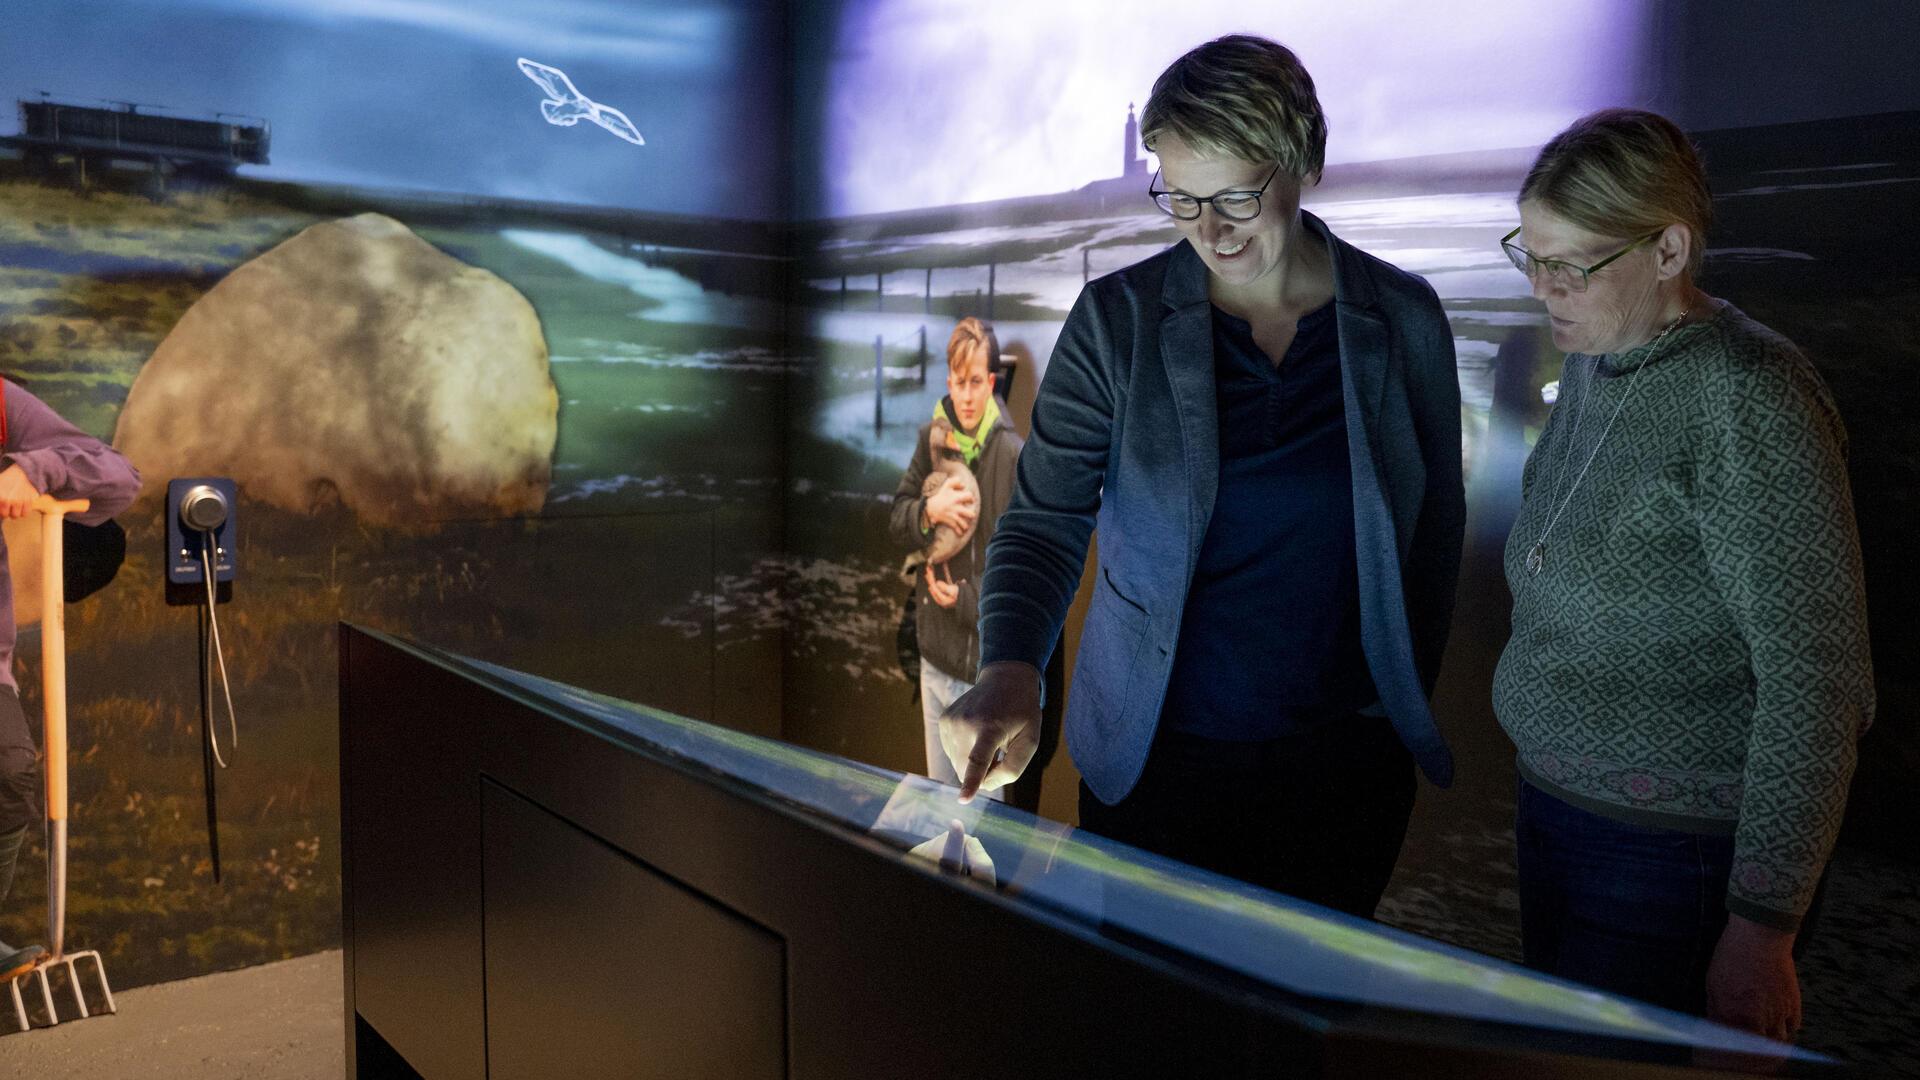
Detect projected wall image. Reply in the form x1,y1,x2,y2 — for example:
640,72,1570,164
780,0,1650,807
782,7,1920,1068
0,0,788,988
1,1,1914,1057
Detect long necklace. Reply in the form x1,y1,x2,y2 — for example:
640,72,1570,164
1524,307,1689,577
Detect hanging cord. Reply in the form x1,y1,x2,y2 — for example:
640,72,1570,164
200,542,238,768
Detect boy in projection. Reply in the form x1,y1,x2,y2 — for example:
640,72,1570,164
0,380,140,980
890,319,1023,803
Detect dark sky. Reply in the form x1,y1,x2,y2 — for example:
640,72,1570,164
0,0,788,218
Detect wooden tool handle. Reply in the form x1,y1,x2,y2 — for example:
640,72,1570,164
31,494,89,517
36,499,80,822
35,497,85,959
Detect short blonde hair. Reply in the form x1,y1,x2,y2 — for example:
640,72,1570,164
1521,108,1714,278
946,317,998,376
1140,35,1327,182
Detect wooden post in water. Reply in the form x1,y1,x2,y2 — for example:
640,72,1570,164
839,276,847,310
987,263,996,320
1083,247,1091,283
873,335,884,434
924,267,933,314
876,271,884,313
919,326,928,386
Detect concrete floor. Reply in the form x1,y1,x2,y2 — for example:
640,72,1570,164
0,951,343,1079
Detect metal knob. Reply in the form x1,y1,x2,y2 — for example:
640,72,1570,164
180,485,229,533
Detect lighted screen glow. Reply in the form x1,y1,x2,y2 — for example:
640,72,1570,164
466,651,1822,1064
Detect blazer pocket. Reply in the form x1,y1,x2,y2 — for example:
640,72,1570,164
1074,579,1152,742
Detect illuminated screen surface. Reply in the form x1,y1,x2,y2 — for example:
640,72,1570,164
465,652,1821,1063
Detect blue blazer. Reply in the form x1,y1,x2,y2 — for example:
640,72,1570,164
979,212,1465,802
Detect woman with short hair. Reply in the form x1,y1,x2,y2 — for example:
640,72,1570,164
1494,108,1874,1039
941,34,1465,919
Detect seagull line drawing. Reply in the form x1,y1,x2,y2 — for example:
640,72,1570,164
516,58,645,146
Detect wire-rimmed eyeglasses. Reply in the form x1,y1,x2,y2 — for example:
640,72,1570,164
1500,225,1664,292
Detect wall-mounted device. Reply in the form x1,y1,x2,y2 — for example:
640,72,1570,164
166,476,240,882
166,477,236,604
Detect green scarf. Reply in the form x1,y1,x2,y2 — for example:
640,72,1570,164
938,394,999,466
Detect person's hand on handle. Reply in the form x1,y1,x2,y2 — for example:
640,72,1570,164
924,475,977,533
939,660,1042,803
1706,914,1802,1042
0,464,41,519
924,562,962,609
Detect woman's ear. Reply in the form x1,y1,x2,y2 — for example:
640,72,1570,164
1655,223,1693,281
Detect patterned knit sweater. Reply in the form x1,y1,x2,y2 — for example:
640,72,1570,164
1493,301,1873,931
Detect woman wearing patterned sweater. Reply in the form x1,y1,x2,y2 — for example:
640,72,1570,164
1493,109,1872,1041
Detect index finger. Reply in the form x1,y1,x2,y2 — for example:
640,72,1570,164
939,820,967,871
957,739,1005,804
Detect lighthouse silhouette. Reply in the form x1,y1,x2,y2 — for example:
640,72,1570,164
1122,103,1147,179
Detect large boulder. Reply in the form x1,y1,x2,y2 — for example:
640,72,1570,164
113,213,557,528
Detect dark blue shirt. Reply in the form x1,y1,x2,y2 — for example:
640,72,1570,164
1161,300,1376,740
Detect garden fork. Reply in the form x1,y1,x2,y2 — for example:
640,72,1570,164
6,495,115,1031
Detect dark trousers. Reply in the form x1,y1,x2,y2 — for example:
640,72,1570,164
1516,778,1822,1015
1077,715,1416,918
0,687,36,908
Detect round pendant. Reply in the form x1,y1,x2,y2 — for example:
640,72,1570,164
1526,542,1546,575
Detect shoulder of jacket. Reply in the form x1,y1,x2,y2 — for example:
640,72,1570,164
1355,250,1443,316
1086,244,1177,302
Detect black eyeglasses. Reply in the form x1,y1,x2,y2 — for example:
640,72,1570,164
1149,163,1282,221
1500,225,1664,293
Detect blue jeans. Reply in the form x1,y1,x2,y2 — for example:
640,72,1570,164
1516,778,1820,1015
